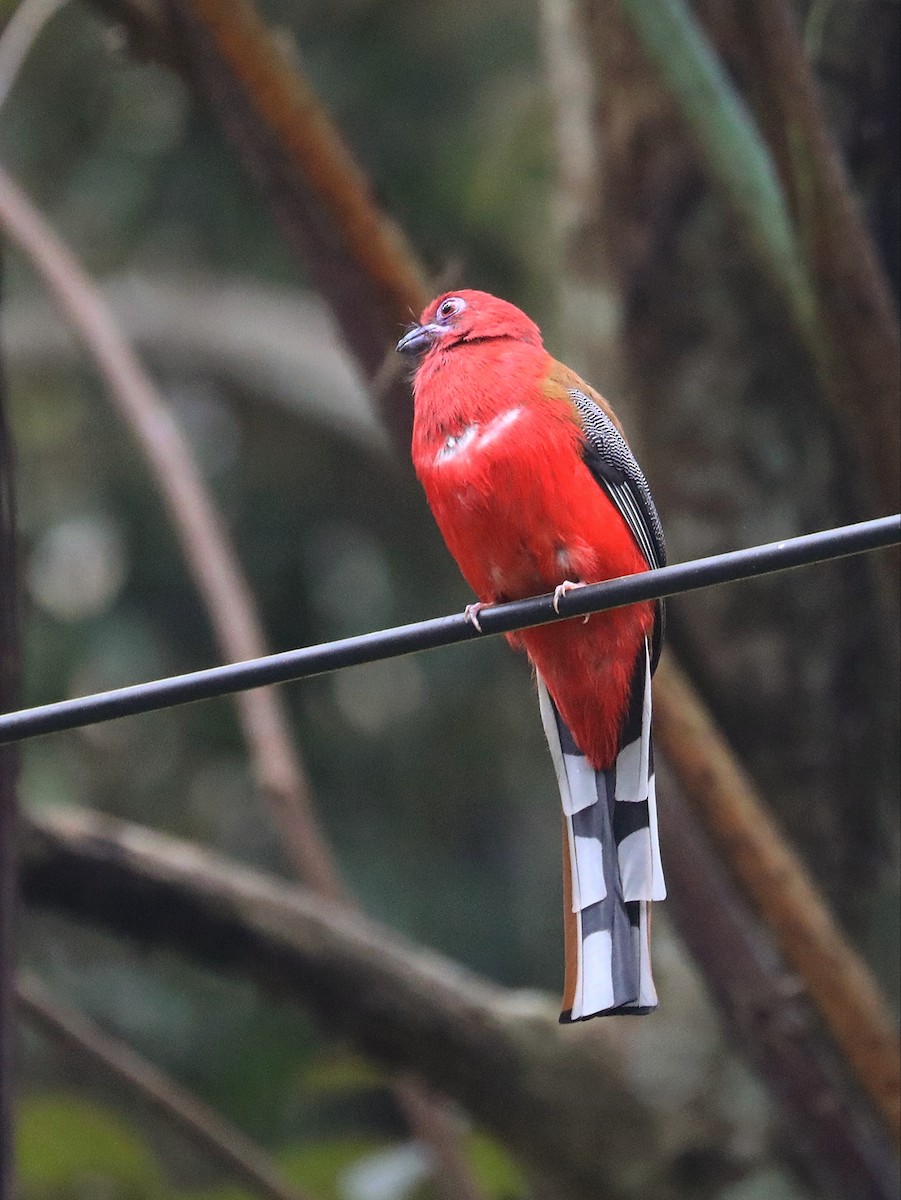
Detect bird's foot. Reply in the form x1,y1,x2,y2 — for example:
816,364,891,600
464,601,488,633
552,580,590,623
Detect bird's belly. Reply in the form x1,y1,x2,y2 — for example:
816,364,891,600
429,466,573,599
429,455,654,764
418,406,655,765
422,423,644,603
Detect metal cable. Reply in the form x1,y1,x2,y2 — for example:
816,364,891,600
1,514,898,745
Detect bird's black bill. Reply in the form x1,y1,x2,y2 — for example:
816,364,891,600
396,323,442,356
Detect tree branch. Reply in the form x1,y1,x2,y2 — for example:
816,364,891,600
0,162,342,902
21,804,901,1200
0,164,482,1200
17,972,317,1200
164,0,429,447
659,774,900,1200
568,0,900,1144
715,0,900,516
654,658,901,1142
612,0,818,353
18,807,676,1200
613,0,900,521
73,0,901,1175
12,807,754,1200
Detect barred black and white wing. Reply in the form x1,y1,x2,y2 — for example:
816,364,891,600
538,388,666,1020
569,388,666,669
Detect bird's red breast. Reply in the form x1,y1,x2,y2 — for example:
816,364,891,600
406,290,654,768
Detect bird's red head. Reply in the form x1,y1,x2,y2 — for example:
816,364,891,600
396,289,543,359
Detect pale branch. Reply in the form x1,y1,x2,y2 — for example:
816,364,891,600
0,163,342,902
21,804,901,1200
4,277,388,453
0,163,483,1200
537,0,599,243
70,3,489,1190
17,973,317,1200
0,0,70,113
45,0,901,1180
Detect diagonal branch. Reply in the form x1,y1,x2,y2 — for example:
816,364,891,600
0,162,343,901
21,804,901,1200
19,806,663,1200
612,0,818,351
654,658,901,1142
82,0,900,1163
166,0,429,447
715,0,900,516
0,165,483,1199
17,972,317,1200
658,776,900,1200
612,0,900,517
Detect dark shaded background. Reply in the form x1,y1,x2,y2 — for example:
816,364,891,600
2,0,898,1197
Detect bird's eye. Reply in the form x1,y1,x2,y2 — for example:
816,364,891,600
436,297,464,322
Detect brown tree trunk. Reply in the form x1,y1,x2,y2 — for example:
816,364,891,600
572,1,899,935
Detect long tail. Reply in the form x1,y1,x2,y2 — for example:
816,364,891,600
538,640,665,1020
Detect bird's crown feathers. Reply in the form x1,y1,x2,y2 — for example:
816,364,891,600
415,289,543,350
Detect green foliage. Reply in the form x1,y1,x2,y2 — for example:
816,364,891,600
17,1091,524,1200
18,1094,166,1199
279,1137,386,1200
6,0,897,1195
618,0,817,338
459,1133,525,1198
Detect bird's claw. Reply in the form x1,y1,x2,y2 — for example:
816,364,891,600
464,601,487,633
552,580,591,623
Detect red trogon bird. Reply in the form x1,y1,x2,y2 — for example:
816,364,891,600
397,289,666,1020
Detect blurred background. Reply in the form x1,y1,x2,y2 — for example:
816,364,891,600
1,0,898,1197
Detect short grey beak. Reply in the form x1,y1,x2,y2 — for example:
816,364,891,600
396,323,443,356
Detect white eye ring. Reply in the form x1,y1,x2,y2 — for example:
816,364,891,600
437,297,465,322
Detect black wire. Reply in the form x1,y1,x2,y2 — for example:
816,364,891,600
1,514,898,746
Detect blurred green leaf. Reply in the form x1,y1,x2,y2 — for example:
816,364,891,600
279,1137,384,1200
18,1093,164,1198
464,1133,524,1197
301,1052,387,1098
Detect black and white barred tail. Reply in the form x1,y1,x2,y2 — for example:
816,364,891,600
538,639,665,1020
